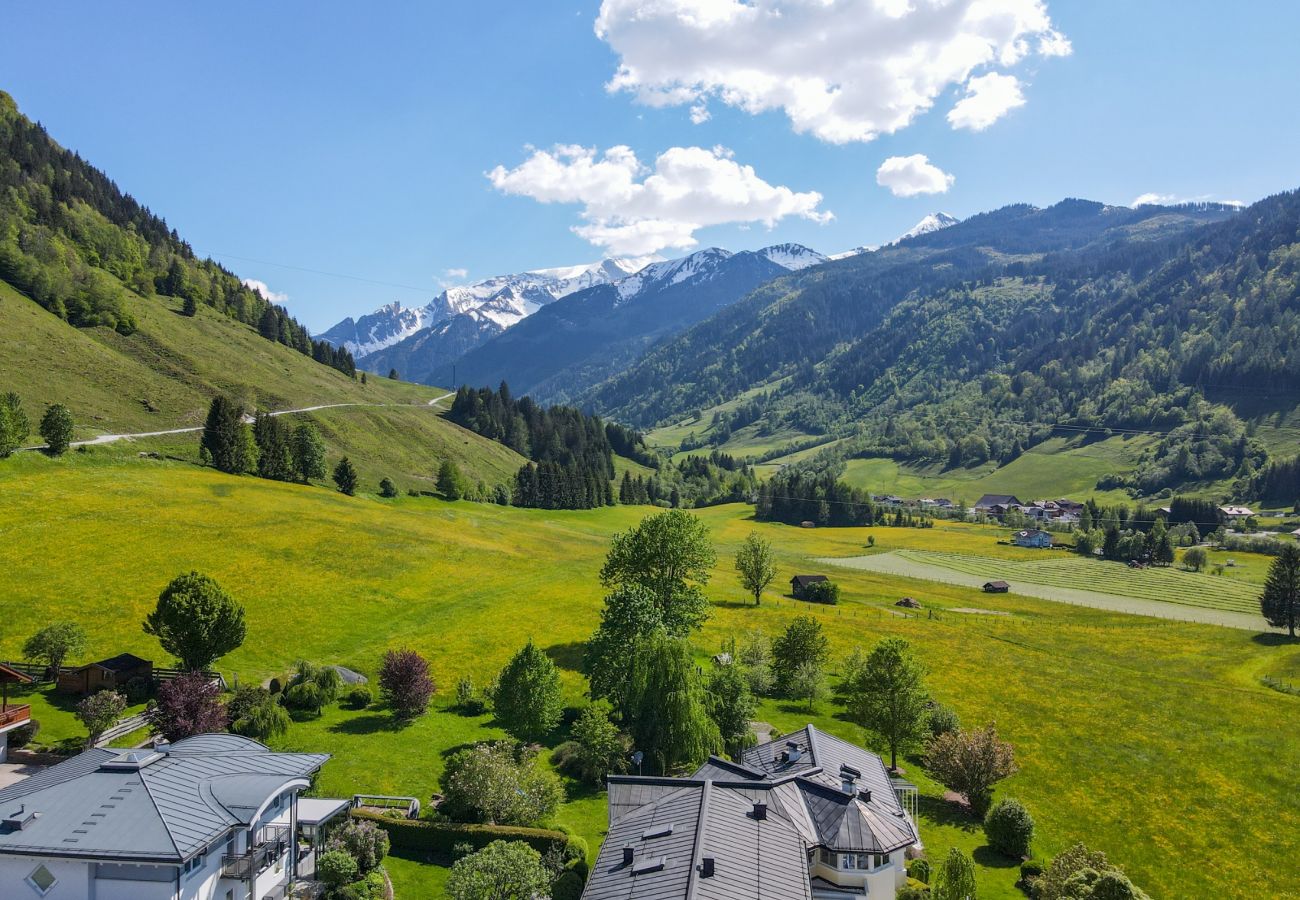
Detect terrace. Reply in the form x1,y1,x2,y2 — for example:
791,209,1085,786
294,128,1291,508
221,823,292,881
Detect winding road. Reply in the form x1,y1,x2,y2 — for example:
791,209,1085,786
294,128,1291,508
22,392,456,451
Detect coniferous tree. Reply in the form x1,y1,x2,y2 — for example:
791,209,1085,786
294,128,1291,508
1261,542,1300,637
388,368,399,380
290,422,326,482
199,395,251,474
333,457,358,495
39,403,74,455
181,293,198,316
0,391,30,457
252,413,292,481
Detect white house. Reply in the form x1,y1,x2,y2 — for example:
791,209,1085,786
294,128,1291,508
582,725,921,900
0,733,337,900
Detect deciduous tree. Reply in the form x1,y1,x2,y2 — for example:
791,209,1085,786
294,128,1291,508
492,639,563,742
76,690,126,747
227,686,291,742
706,663,757,758
22,622,87,678
441,742,562,826
771,615,828,691
932,847,978,900
734,532,776,605
0,392,29,457
143,572,246,672
584,584,664,712
927,723,1018,819
624,633,721,773
843,638,930,771
39,403,74,455
600,510,715,634
378,648,434,721
146,672,228,741
553,701,628,784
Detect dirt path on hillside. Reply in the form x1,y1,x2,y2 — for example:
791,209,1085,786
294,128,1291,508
22,392,457,451
819,551,1276,632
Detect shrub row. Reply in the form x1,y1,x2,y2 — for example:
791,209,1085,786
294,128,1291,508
349,810,573,861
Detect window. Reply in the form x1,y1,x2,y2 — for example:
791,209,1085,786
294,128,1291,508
25,864,57,896
840,853,871,870
818,848,835,866
183,851,206,878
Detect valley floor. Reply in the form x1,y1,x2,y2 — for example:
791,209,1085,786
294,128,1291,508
0,453,1296,898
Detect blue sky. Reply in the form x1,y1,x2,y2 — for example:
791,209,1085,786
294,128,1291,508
4,1,1299,330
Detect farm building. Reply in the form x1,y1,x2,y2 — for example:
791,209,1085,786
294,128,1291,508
1219,506,1255,519
0,663,33,763
1012,529,1053,548
57,652,153,695
983,580,1010,593
790,574,829,600
973,494,1022,513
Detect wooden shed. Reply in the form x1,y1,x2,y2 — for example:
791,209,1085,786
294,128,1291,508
57,653,153,695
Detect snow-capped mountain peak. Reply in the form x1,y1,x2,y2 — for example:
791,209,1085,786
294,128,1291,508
615,247,735,300
758,243,828,271
898,212,960,242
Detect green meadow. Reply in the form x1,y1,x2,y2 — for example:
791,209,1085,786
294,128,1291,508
1,453,1298,898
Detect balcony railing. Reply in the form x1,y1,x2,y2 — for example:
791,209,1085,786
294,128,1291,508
221,825,291,881
0,705,31,729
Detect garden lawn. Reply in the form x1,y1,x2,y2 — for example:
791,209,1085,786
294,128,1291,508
1,455,1297,898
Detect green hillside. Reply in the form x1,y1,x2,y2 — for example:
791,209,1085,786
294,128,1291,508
586,195,1300,505
1,453,1297,898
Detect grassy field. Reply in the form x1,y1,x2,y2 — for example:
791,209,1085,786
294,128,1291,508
1,456,1298,898
837,435,1153,504
881,549,1265,615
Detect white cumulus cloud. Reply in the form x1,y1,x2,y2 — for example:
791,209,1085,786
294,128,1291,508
876,154,955,197
487,144,832,255
242,278,288,304
595,0,1069,143
947,72,1026,131
444,267,469,279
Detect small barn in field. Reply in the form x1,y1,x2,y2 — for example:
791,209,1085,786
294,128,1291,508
57,653,153,695
983,580,1010,594
1012,529,1053,548
790,574,829,600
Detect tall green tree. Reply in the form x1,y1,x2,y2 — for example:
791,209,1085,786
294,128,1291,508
706,663,757,758
624,633,721,773
843,638,930,771
437,459,465,499
771,615,829,691
39,403,74,455
585,584,665,712
0,391,30,457
252,413,293,481
76,690,126,747
1261,542,1300,637
199,395,252,474
333,456,358,495
927,723,1018,819
734,532,776,605
143,572,246,671
559,701,628,784
290,422,326,482
22,622,88,677
492,639,563,742
600,509,716,634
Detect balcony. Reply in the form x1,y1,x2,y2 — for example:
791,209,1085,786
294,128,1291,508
0,704,31,730
221,825,291,881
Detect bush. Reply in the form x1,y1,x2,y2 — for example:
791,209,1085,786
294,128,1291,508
326,818,390,874
317,849,359,888
552,870,586,900
124,676,152,704
926,703,960,740
441,741,563,826
803,580,840,604
1020,859,1046,894
344,686,372,709
898,887,931,900
985,797,1035,859
379,648,435,721
8,719,39,750
908,857,932,884
349,811,570,859
378,477,398,498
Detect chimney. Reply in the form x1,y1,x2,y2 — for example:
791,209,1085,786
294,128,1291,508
753,802,767,821
840,764,861,795
858,789,872,804
700,857,716,878
622,845,634,866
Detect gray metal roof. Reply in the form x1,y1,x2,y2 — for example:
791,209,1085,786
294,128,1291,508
585,727,918,900
0,734,327,863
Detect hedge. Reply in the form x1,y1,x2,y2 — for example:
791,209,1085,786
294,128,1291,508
349,810,571,859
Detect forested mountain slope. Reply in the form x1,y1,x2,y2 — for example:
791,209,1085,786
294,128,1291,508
578,195,1300,499
0,91,522,491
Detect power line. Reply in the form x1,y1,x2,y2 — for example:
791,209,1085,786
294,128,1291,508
204,250,434,296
